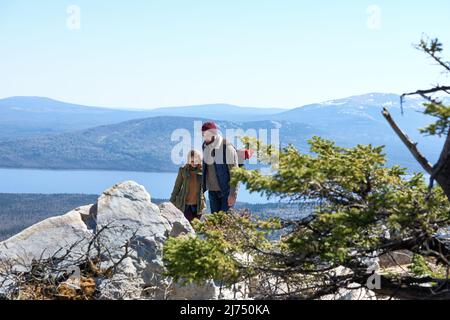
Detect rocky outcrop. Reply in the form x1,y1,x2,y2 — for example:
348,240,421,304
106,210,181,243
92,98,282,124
0,180,382,301
320,283,377,300
0,181,215,300
0,206,93,267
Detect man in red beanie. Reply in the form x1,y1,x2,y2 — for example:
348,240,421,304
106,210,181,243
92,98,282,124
201,121,239,213
201,121,218,133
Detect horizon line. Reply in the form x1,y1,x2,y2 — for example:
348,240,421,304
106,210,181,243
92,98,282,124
0,91,407,111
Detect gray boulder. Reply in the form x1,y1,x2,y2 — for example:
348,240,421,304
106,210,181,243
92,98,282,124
0,205,93,267
0,181,216,300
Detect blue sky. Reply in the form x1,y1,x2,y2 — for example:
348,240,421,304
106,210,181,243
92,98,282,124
1,0,450,109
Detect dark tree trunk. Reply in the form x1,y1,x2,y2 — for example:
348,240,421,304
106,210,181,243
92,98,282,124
433,132,450,201
383,108,450,202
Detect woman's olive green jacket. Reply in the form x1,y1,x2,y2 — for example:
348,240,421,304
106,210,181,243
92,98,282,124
170,165,206,213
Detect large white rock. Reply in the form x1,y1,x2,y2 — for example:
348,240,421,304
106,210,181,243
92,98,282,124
0,181,217,300
0,205,93,266
159,202,195,237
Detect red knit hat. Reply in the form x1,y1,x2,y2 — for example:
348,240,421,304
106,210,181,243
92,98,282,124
201,121,218,132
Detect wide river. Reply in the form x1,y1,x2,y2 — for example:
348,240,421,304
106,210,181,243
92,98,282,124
0,168,273,204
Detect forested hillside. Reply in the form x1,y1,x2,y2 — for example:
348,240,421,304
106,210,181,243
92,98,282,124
0,94,442,173
0,194,98,241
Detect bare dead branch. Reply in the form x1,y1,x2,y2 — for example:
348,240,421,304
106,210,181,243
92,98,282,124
402,86,450,102
382,108,433,174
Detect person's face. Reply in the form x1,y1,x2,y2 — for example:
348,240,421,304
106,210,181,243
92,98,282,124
202,130,215,144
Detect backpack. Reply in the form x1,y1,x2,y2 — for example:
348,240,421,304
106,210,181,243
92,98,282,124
235,148,254,168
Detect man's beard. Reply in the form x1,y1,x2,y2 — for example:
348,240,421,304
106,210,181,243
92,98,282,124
205,135,216,146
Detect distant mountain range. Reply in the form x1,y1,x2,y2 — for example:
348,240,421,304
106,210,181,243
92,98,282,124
0,117,318,172
0,93,443,173
148,103,286,121
0,97,284,138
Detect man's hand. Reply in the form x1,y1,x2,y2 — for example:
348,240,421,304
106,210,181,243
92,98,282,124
228,193,237,207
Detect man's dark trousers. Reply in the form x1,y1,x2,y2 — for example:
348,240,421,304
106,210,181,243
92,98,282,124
209,191,230,213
